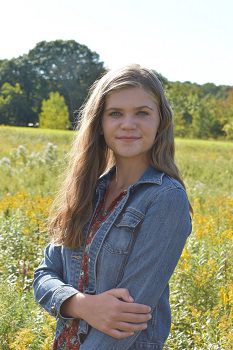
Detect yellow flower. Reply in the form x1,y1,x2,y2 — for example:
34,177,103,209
219,286,229,307
221,229,233,241
190,306,199,318
9,328,36,350
194,259,216,287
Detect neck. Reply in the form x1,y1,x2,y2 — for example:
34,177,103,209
111,157,150,191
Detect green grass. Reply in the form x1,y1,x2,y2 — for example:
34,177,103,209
0,125,73,155
1,125,232,197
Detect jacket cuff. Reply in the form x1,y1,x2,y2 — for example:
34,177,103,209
51,285,80,320
78,319,89,338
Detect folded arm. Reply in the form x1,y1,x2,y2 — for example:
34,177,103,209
80,187,192,350
33,243,79,319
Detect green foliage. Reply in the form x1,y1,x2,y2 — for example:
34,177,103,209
0,283,55,350
0,58,38,125
166,82,227,139
0,40,232,138
217,88,233,139
0,282,29,349
27,40,105,118
0,40,233,140
39,92,70,129
223,121,233,140
0,82,28,125
0,40,105,126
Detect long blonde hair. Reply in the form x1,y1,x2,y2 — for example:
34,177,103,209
49,64,193,248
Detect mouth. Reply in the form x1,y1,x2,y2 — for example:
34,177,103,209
116,136,141,140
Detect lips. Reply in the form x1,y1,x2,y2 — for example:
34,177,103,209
116,136,141,140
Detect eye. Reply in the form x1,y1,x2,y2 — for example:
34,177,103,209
137,111,149,116
109,111,122,117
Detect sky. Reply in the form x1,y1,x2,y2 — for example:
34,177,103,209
1,0,232,86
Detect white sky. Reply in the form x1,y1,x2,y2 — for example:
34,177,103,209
0,0,232,86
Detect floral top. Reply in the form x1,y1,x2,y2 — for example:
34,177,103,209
52,186,127,350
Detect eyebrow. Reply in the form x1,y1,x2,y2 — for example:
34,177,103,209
105,105,154,112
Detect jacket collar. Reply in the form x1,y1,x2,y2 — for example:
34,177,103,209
97,165,165,191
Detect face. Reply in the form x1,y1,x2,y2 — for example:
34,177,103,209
101,87,160,164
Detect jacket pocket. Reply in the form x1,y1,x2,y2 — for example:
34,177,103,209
103,208,144,254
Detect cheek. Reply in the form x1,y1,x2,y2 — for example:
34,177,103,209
102,127,113,147
153,118,160,134
101,121,109,139
144,119,159,134
102,119,117,138
145,122,159,144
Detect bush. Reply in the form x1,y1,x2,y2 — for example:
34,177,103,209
39,92,70,130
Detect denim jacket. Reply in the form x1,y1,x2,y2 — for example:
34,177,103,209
33,166,192,350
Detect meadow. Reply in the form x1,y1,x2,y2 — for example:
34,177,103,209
0,125,232,350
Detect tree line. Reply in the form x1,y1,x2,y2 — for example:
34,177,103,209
0,40,232,139
0,40,105,128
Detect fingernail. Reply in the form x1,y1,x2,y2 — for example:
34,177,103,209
129,296,134,302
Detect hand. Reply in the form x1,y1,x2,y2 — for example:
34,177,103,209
81,288,152,339
61,288,152,339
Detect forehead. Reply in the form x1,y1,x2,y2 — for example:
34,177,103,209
104,87,159,107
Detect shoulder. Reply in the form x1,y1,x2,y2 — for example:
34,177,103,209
161,173,186,192
130,169,190,219
146,172,189,209
138,166,186,192
43,242,75,258
141,166,187,194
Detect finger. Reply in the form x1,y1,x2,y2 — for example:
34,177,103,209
119,301,151,314
115,321,148,332
109,329,135,340
109,288,134,303
119,312,152,324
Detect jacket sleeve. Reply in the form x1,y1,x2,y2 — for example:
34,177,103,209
33,243,79,319
80,187,192,350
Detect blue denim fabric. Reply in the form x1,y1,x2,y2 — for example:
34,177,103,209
33,165,192,349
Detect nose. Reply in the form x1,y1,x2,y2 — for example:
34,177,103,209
120,115,137,130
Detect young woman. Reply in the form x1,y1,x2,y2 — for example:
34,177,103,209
33,64,193,350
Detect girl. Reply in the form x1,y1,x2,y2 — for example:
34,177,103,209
33,64,193,350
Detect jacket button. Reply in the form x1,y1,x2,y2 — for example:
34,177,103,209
51,305,56,315
73,255,81,260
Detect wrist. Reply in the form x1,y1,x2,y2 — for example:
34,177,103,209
75,293,92,320
60,292,91,319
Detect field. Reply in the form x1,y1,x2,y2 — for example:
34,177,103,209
0,125,232,350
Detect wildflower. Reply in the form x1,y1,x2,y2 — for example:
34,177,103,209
44,142,58,162
219,286,228,306
0,157,11,166
16,145,28,157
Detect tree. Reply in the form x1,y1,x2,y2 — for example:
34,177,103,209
28,40,105,124
152,70,169,88
166,81,225,139
0,58,38,124
39,92,70,129
216,88,233,140
0,40,105,126
0,82,29,125
191,95,223,139
166,82,201,137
